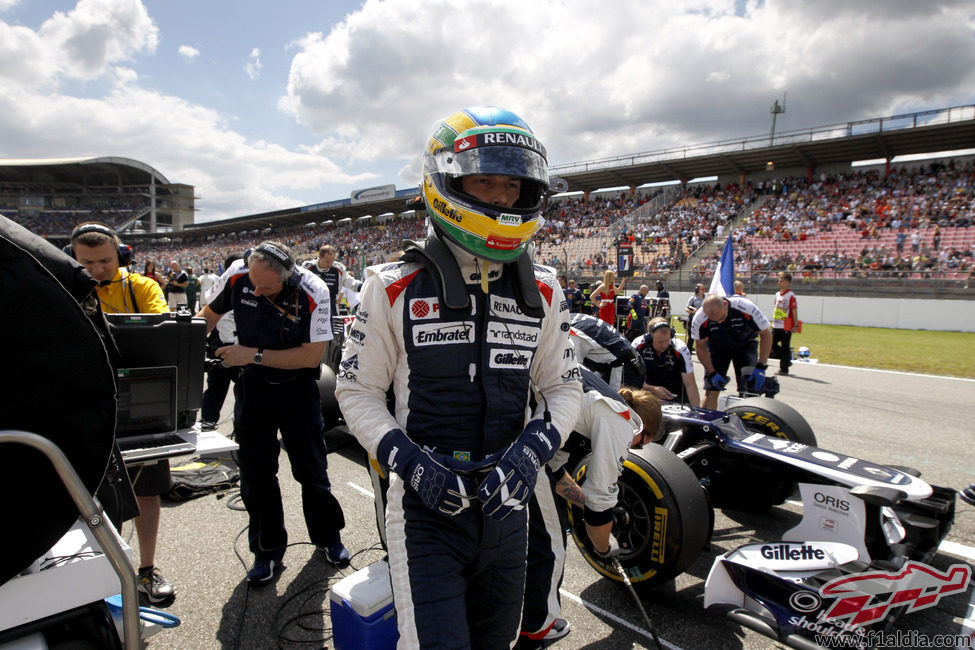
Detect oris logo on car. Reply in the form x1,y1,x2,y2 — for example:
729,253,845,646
814,492,850,512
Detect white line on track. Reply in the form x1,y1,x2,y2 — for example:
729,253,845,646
794,360,975,382
347,481,374,498
558,588,682,649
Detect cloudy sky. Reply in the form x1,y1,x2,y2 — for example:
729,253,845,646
1,0,974,222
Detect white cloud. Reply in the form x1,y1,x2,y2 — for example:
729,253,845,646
0,56,371,222
2,0,975,224
279,0,975,184
178,44,199,61
244,47,261,80
0,0,156,87
0,0,20,11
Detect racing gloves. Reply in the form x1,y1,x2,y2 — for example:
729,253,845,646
478,419,561,521
704,371,729,392
749,364,767,392
377,428,476,516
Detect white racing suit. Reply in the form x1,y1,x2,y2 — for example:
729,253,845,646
335,237,581,649
521,367,642,640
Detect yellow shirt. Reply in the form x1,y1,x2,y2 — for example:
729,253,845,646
95,267,168,314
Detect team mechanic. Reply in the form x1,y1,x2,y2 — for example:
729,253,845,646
624,316,701,407
691,294,772,410
519,368,661,648
303,243,361,370
198,242,348,583
335,106,582,649
568,312,644,390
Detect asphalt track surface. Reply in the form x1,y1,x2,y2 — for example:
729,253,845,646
132,360,975,649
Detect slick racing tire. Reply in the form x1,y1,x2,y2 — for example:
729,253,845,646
568,444,711,589
718,397,817,511
317,364,342,431
726,397,816,445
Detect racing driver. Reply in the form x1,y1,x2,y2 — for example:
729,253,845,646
335,106,582,649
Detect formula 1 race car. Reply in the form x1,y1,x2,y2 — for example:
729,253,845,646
563,397,957,648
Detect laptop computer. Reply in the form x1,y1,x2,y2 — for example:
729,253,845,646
115,366,197,464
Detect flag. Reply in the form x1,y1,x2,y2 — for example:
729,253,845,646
709,235,735,296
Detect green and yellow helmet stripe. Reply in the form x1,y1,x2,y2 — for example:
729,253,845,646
423,178,540,263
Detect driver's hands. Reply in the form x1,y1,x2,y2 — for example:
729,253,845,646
477,419,560,520
704,371,729,392
377,429,476,516
593,533,621,559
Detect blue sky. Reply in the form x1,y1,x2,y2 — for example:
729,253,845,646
1,0,974,222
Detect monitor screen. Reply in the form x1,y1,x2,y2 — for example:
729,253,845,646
105,312,205,427
115,366,178,437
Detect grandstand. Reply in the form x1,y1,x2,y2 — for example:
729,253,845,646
0,157,194,239
5,105,974,297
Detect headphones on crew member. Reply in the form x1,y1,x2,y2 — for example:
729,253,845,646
63,223,133,267
244,242,301,290
650,320,676,339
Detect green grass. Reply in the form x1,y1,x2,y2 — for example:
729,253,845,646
790,324,975,378
668,318,975,378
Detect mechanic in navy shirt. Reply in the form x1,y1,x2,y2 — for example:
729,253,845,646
625,317,701,407
198,241,349,583
625,284,651,340
565,278,585,313
691,294,772,410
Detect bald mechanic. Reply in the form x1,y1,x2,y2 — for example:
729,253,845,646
691,294,772,410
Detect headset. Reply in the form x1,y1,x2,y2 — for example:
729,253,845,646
649,320,676,339
63,223,133,267
245,242,300,290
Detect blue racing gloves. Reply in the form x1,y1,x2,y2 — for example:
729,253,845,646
478,419,561,520
749,364,767,393
704,371,729,392
377,428,476,516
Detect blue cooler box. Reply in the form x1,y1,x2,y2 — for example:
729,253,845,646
329,560,396,650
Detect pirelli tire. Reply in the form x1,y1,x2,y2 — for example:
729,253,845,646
725,397,816,446
567,444,711,589
317,363,342,431
718,397,817,511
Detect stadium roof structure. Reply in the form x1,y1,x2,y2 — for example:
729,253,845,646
550,104,975,191
172,104,975,240
0,156,171,186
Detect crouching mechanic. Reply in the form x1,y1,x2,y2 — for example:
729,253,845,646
518,368,662,648
624,317,701,407
691,294,772,410
335,106,582,649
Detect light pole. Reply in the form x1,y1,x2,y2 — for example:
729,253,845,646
769,93,786,146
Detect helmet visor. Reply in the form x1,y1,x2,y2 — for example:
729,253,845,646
435,143,549,187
